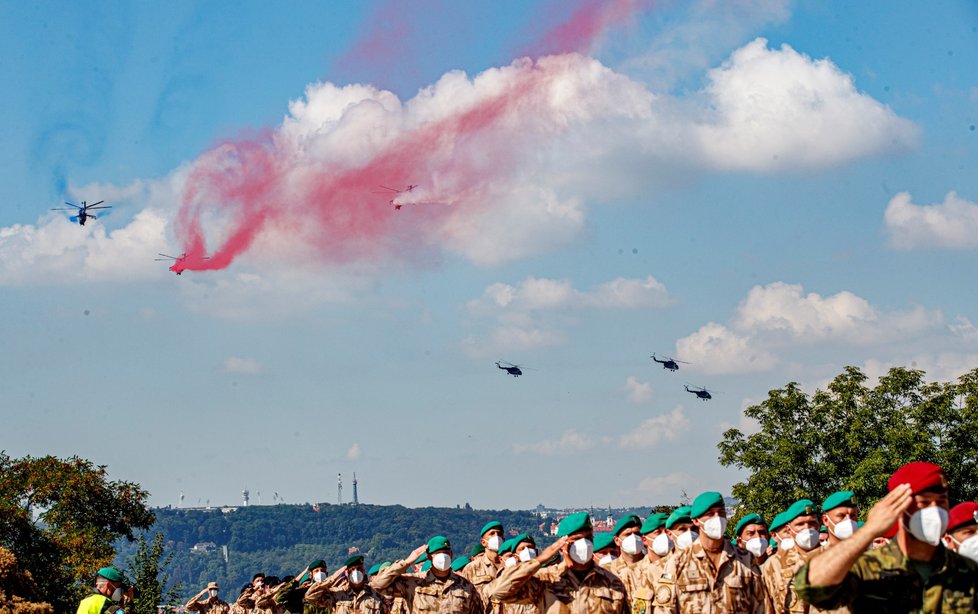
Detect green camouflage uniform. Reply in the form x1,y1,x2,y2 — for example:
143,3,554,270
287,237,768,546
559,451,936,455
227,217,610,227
792,540,978,612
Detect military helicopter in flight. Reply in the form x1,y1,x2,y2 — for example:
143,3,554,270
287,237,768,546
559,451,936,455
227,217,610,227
155,253,209,275
684,385,715,401
373,184,419,210
51,200,111,226
651,353,689,372
496,361,527,377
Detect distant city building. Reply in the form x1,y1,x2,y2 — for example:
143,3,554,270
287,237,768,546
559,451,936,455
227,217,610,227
191,541,217,553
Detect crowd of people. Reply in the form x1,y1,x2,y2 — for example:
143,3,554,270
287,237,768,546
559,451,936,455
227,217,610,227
80,461,978,614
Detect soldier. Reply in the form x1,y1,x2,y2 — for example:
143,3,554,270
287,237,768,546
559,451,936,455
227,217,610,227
275,559,329,613
594,532,619,566
631,513,672,614
664,507,697,552
767,511,793,553
305,554,386,614
371,536,483,614
944,501,978,563
733,514,771,566
185,582,231,613
605,513,646,599
641,513,672,564
794,461,978,612
491,511,629,614
76,567,125,614
461,522,506,611
653,491,766,614
236,574,267,612
820,492,859,549
760,499,823,613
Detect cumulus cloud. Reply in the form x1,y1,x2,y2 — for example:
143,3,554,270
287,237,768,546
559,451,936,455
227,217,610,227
619,407,690,448
635,471,692,497
223,356,263,375
676,321,778,375
624,376,653,403
512,430,594,455
885,191,978,249
347,443,362,460
862,353,978,386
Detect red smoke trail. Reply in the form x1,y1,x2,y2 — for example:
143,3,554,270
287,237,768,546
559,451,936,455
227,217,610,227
526,0,652,57
175,2,653,272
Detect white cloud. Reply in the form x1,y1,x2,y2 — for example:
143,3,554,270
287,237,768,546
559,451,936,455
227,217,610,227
676,321,778,375
950,317,978,341
347,443,362,461
862,354,978,386
636,471,693,497
512,430,594,456
885,191,978,249
624,376,653,403
619,407,690,449
223,357,263,375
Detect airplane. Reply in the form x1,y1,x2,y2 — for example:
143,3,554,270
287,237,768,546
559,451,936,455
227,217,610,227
684,385,714,401
651,353,690,372
50,200,111,226
155,253,209,275
496,361,524,377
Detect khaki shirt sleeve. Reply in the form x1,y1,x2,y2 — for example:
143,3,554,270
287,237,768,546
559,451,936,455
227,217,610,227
236,588,255,608
489,560,542,602
184,596,205,612
370,559,416,596
650,555,678,614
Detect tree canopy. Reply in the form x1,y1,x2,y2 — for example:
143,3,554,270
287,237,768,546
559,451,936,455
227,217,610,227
718,366,978,526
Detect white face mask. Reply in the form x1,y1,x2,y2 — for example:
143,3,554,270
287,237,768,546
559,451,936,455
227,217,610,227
701,516,728,540
348,569,365,585
651,533,672,556
486,535,503,552
598,553,616,565
504,557,518,568
568,538,593,564
209,589,219,598
906,507,949,546
950,535,978,563
829,518,858,540
111,587,123,602
793,528,820,551
744,537,768,557
431,552,452,571
312,571,327,583
676,530,697,550
518,547,536,562
620,533,646,555
779,537,795,551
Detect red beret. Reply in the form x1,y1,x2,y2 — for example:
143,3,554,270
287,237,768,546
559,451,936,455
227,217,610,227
887,461,947,494
882,521,899,539
948,502,978,534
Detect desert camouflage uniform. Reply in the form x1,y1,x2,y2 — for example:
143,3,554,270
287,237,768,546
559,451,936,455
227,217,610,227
793,540,978,613
185,596,231,614
652,541,766,614
604,557,643,602
460,553,503,613
491,558,628,614
486,561,555,614
371,557,483,614
630,557,669,614
305,576,386,614
760,546,822,613
254,588,285,614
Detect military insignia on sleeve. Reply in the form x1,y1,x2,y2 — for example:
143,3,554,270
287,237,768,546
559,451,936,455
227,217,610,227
654,585,672,604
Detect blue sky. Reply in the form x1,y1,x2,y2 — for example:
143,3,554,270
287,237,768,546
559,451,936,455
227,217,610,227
2,0,976,511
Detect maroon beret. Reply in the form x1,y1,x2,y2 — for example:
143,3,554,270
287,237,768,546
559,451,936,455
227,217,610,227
948,502,978,534
887,461,947,494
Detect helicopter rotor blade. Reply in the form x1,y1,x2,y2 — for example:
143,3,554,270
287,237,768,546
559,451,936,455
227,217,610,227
64,202,82,209
89,201,104,207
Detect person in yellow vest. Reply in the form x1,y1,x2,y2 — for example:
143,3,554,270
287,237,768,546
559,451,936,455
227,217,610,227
77,567,126,614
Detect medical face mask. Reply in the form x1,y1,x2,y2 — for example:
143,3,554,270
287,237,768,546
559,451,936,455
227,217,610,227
950,535,978,563
702,516,728,540
651,533,672,556
209,589,219,598
620,533,646,555
504,557,518,568
568,538,593,564
431,552,452,571
518,548,536,562
906,506,949,546
111,587,123,602
312,571,327,583
675,530,697,550
348,569,365,585
793,528,820,551
598,553,616,565
486,535,503,552
744,537,768,557
829,518,858,540
779,537,795,551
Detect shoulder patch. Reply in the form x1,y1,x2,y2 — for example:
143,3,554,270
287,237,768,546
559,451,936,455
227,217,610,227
653,585,672,605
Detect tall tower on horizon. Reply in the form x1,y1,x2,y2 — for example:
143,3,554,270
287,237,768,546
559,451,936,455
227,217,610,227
352,473,359,506
242,489,250,507
337,473,343,505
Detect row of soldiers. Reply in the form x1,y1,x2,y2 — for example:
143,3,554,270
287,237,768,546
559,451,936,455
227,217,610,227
82,461,978,614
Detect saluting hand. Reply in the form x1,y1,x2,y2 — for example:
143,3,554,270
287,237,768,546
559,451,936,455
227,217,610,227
864,483,913,537
409,544,428,563
537,536,567,564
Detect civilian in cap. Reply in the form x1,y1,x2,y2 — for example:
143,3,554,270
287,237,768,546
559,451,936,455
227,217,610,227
656,491,766,613
594,531,619,566
77,567,126,614
821,491,860,549
274,559,329,613
305,554,386,614
944,501,978,563
492,512,628,614
185,581,230,613
371,538,482,614
605,513,647,601
733,513,771,565
795,461,978,612
760,499,822,614
459,521,506,610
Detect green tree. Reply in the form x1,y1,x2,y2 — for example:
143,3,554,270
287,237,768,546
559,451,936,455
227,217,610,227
125,533,183,614
0,453,155,612
718,366,978,527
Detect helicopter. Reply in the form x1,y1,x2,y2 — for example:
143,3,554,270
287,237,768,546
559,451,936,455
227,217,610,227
684,385,714,401
373,184,418,210
651,353,690,372
155,253,209,275
496,361,525,377
50,200,111,226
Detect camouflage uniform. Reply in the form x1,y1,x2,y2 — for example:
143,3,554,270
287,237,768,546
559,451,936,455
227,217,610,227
305,577,386,614
487,561,560,614
604,557,643,602
652,541,766,614
460,553,503,613
760,546,821,613
371,557,483,614
490,558,629,614
793,540,978,613
185,596,231,614
630,557,668,614
274,580,314,614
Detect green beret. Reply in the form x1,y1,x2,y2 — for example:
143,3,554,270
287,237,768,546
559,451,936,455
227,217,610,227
420,560,431,572
512,532,535,549
641,513,669,535
308,559,327,571
480,521,503,537
784,499,817,524
367,564,381,577
734,513,766,537
380,561,392,570
470,544,485,557
593,531,616,552
451,555,471,571
498,538,516,555
768,510,790,533
612,513,642,536
344,554,364,568
821,491,857,513
556,512,592,537
690,491,725,519
414,552,428,564
97,567,124,583
665,506,692,529
427,535,451,554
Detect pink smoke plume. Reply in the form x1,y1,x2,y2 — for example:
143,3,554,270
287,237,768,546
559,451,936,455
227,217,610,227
174,1,653,272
